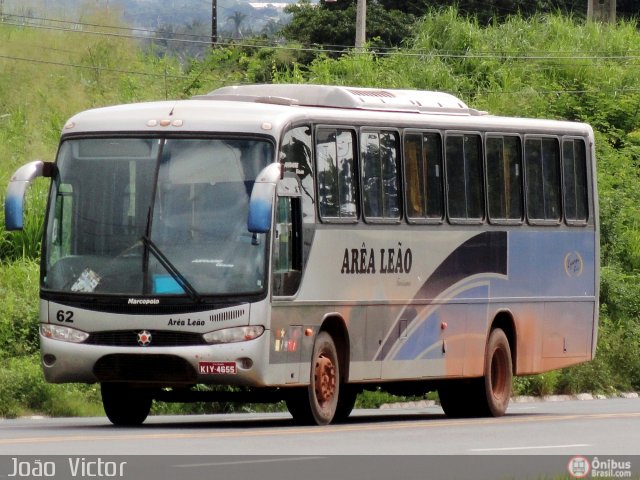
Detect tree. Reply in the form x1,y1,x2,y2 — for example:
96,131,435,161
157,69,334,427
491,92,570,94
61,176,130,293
282,0,416,51
227,11,248,40
284,0,638,51
262,19,283,38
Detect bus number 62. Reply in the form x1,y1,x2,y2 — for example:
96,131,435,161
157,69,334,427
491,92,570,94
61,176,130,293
56,310,74,323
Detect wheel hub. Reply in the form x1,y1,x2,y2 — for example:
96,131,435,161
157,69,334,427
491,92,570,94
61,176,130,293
314,354,336,405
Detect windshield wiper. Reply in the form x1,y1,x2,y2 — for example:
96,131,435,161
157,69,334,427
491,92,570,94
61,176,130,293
141,235,202,303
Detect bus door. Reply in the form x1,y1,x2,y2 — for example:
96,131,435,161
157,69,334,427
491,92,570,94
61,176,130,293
271,176,306,383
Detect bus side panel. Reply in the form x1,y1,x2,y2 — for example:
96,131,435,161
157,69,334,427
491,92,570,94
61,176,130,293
540,301,594,370
268,303,378,385
509,230,597,375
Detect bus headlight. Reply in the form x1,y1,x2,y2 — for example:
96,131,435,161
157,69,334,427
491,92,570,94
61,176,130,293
41,324,89,343
203,326,265,345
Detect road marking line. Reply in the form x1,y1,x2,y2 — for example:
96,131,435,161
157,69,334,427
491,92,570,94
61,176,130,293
470,443,590,452
0,412,639,446
175,456,325,468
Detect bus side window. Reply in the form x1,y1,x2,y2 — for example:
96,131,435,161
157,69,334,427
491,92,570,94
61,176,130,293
273,196,302,296
562,138,589,223
361,130,400,221
525,137,561,223
316,128,357,221
404,132,443,222
486,135,523,223
445,133,484,222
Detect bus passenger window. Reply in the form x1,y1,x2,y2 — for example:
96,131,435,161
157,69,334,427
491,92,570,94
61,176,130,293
316,128,357,221
486,136,523,222
404,132,443,222
445,133,484,221
562,138,589,223
525,137,561,222
361,131,400,221
281,126,315,224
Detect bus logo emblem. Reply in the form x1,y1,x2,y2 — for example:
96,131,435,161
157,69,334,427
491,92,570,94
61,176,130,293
137,331,152,347
564,251,584,278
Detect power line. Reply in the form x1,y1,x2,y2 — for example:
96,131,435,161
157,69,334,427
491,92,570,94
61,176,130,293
5,17,640,63
0,53,188,80
4,11,636,58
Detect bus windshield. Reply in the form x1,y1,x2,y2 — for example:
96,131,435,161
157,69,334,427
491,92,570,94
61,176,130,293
43,137,273,297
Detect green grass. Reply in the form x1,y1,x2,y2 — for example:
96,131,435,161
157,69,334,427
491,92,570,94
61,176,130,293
0,355,103,418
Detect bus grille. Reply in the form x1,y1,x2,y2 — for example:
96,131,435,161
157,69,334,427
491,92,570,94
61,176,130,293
93,354,197,383
85,330,207,347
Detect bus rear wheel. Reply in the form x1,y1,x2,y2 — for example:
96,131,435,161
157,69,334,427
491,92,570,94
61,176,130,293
438,328,512,418
285,331,340,425
101,383,152,426
483,328,513,416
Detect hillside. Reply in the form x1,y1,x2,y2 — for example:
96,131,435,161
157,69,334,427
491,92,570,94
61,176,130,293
1,0,300,37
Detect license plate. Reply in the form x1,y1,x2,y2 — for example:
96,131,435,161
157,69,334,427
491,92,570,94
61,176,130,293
198,361,237,375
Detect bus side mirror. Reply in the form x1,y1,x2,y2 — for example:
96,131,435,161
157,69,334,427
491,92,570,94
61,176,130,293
248,182,275,233
5,161,55,231
247,163,281,234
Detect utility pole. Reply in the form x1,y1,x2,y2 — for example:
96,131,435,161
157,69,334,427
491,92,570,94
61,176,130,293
211,0,218,47
325,0,365,49
355,0,366,49
587,0,616,23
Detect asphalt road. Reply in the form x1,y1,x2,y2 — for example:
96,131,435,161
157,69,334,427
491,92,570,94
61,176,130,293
0,398,638,479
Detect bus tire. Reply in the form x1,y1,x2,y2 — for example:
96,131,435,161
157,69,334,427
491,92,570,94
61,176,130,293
101,383,152,426
481,328,512,417
309,332,340,425
438,328,512,418
438,381,469,418
284,388,314,425
334,385,358,423
286,332,340,425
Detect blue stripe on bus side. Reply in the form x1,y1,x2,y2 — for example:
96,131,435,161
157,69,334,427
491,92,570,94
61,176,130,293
375,231,508,361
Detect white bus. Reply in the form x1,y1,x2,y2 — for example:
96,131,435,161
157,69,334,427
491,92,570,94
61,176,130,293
5,84,598,425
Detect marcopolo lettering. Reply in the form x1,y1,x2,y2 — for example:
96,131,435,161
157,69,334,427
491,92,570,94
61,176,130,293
127,298,160,305
341,243,412,275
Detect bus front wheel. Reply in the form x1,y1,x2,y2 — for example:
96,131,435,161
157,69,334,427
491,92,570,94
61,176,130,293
438,328,512,418
285,331,340,425
101,383,152,426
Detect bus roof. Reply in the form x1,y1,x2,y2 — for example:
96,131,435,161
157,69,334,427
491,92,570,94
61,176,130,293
200,84,480,116
61,84,593,139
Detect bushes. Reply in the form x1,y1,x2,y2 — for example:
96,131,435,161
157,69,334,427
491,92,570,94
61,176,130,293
0,356,102,418
0,259,40,358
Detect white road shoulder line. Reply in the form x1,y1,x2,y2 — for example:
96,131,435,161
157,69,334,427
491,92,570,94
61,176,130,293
174,456,325,468
470,444,590,452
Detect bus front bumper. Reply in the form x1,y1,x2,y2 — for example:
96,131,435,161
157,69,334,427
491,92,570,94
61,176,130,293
39,331,271,387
